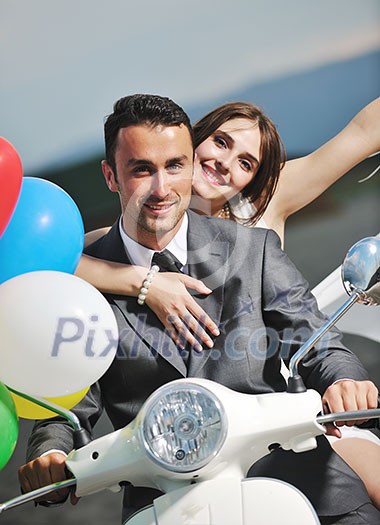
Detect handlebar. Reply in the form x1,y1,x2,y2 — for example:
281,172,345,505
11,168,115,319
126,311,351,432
317,406,380,429
0,479,76,514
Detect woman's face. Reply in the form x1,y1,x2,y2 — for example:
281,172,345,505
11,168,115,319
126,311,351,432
193,118,261,213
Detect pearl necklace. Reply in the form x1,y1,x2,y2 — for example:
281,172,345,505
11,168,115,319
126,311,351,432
218,202,230,219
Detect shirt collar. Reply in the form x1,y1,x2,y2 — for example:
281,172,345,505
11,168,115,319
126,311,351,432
118,213,188,269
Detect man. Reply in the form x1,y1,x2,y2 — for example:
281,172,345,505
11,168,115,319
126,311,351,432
19,94,379,524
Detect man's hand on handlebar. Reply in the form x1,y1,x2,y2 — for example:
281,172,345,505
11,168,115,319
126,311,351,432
322,379,379,437
18,452,79,505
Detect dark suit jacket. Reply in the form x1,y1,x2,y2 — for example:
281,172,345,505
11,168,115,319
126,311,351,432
27,211,372,518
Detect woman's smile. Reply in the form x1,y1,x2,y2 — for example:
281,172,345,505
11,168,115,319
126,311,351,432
200,162,228,186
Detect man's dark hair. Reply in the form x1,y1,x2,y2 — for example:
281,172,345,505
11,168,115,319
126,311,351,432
104,94,194,172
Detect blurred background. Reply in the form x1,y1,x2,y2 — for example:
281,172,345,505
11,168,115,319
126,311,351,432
0,0,379,523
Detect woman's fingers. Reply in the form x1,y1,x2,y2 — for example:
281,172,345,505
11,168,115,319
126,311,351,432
167,315,203,352
187,299,220,337
178,274,212,295
174,274,220,338
146,273,220,349
168,312,215,352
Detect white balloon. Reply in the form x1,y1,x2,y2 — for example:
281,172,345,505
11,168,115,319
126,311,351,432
0,271,118,397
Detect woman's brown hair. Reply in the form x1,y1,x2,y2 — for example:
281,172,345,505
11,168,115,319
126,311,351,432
193,102,286,225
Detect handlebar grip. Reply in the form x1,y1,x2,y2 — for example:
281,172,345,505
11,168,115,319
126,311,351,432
357,396,380,430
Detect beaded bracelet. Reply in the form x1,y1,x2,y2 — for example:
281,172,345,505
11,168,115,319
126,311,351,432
137,265,160,305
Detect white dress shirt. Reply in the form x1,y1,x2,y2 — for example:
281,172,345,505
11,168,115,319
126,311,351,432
118,213,188,270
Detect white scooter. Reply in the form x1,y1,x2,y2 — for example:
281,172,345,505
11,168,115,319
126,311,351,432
1,236,380,525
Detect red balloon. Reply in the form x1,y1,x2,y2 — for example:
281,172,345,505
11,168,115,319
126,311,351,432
0,137,23,237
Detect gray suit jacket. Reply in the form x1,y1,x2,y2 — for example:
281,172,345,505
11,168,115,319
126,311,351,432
27,211,372,518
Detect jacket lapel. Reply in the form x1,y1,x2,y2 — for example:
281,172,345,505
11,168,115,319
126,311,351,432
112,297,187,377
186,212,228,376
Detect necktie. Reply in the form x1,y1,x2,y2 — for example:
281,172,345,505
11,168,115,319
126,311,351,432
151,249,182,273
151,249,190,366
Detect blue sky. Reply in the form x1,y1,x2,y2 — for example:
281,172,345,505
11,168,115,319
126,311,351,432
1,0,379,172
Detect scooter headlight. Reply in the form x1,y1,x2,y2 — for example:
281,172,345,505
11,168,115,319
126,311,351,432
141,382,227,473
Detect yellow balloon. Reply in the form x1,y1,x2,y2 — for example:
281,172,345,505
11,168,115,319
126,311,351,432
11,387,89,420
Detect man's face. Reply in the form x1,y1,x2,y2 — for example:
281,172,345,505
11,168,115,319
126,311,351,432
102,124,194,250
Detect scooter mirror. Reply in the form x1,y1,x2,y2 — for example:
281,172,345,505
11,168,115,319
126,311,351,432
288,235,380,391
342,236,380,305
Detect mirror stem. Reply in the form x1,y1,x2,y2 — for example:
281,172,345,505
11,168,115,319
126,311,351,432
7,387,91,448
287,291,362,392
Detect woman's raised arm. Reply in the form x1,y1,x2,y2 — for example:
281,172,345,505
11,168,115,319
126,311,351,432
263,97,380,239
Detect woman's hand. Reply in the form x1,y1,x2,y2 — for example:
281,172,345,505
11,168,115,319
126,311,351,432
145,272,220,351
76,254,220,349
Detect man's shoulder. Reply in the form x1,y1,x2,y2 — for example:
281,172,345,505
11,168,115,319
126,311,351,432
84,235,107,257
187,210,276,244
84,221,124,262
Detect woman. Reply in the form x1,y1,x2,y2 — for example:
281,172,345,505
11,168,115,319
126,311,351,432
77,97,380,507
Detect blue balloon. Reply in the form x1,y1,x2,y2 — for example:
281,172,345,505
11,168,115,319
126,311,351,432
0,177,84,283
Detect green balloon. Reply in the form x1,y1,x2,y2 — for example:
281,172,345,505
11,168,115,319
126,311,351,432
0,382,18,470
